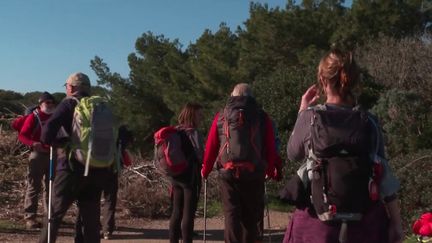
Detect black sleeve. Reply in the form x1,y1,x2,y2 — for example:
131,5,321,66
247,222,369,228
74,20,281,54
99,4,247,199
41,98,76,145
118,125,133,148
367,113,386,158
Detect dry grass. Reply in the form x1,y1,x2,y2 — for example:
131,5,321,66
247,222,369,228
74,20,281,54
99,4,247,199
118,157,221,219
0,128,221,222
0,129,28,221
118,161,172,218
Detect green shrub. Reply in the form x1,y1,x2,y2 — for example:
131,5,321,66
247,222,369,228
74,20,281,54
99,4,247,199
372,89,432,157
391,150,432,233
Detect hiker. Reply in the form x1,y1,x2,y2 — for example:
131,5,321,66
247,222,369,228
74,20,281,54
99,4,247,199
201,83,283,243
281,49,403,243
74,125,133,241
169,102,204,243
18,92,56,229
39,72,115,243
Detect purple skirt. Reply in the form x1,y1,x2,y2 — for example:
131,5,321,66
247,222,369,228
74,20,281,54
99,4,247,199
283,203,389,243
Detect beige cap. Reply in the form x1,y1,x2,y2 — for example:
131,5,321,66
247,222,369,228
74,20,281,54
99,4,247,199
65,72,90,87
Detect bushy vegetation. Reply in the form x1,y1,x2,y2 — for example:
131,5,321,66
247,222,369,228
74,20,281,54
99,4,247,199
0,90,66,117
392,150,432,231
0,130,28,220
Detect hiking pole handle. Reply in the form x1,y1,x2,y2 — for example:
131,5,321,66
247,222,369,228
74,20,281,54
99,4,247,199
49,146,54,181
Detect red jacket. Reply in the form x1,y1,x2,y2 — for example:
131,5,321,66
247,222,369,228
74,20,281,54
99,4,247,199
201,112,282,180
18,108,52,147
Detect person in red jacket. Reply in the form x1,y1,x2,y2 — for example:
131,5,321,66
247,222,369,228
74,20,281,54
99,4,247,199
201,83,282,243
18,92,56,229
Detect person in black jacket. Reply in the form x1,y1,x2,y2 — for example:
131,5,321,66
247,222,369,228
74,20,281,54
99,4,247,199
39,72,112,243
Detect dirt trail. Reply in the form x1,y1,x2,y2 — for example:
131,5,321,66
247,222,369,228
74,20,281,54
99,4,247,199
0,211,290,243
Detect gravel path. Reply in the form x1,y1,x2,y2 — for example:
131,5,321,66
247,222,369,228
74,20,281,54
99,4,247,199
0,211,290,243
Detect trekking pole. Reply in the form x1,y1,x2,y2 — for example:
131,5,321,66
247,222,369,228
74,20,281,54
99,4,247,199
203,179,207,243
47,146,54,243
265,182,271,243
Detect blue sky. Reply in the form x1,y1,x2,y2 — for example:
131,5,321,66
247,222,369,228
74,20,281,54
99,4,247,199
0,0,288,94
0,0,350,94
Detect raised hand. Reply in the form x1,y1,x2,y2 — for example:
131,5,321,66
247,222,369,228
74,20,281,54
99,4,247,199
299,84,320,112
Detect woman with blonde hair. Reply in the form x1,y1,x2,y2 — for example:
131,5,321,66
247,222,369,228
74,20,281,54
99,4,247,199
282,49,403,243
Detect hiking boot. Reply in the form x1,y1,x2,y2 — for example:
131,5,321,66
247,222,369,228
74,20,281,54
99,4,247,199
25,219,41,229
103,231,112,240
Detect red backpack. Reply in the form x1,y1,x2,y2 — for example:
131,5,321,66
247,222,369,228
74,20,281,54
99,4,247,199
11,108,40,133
153,126,193,177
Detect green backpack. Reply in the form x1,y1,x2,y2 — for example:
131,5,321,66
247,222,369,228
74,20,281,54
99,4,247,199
70,96,119,176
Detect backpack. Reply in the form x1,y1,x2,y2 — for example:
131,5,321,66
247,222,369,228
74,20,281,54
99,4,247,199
11,105,39,133
153,126,194,177
216,96,265,180
70,96,118,176
307,105,379,222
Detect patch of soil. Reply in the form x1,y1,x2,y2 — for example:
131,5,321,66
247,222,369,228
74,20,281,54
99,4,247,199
0,211,290,243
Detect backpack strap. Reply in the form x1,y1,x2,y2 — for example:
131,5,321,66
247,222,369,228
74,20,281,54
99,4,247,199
367,115,384,201
351,108,382,202
67,96,86,174
31,109,42,139
307,105,324,156
84,134,92,176
69,96,92,176
216,110,230,163
250,111,263,163
367,116,381,159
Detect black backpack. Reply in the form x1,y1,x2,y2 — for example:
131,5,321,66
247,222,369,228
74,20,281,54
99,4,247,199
308,105,377,222
216,96,265,180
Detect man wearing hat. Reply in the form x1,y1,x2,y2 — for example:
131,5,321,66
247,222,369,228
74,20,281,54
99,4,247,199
39,72,111,243
18,92,56,229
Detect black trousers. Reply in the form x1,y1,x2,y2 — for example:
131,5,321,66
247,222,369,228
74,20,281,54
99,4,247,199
39,168,110,243
169,177,200,243
101,172,118,233
219,176,265,243
74,171,118,241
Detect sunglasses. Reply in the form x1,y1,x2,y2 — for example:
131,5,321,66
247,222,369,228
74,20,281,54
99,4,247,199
43,100,55,105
